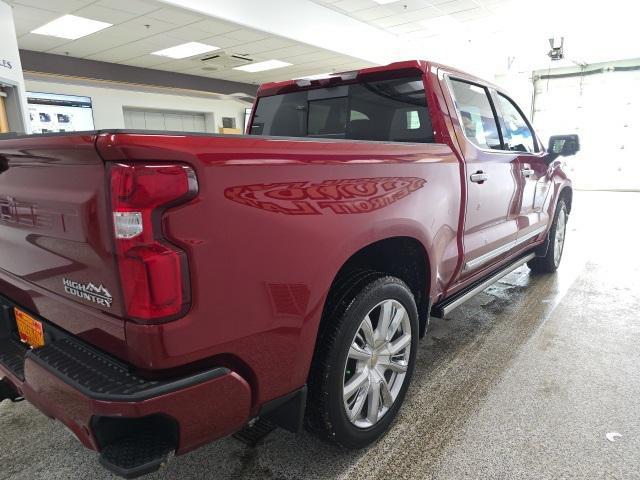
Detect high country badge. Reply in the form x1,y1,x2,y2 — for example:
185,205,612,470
63,278,113,308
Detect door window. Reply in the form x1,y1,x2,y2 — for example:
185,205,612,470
449,79,501,150
495,94,536,152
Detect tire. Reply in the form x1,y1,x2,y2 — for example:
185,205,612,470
528,198,568,274
306,273,419,449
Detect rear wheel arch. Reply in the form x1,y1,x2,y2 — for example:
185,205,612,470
317,236,432,347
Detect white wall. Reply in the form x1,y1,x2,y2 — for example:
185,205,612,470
0,0,30,132
24,77,251,133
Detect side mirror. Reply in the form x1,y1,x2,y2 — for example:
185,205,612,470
548,134,580,157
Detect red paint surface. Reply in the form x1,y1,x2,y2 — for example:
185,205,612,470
0,60,571,454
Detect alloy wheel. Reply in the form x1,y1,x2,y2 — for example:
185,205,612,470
554,208,567,266
342,299,412,428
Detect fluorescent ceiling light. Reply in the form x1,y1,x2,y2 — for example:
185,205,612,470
234,60,292,73
373,0,400,4
152,42,219,59
31,15,112,40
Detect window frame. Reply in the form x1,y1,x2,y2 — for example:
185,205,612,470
446,76,505,152
490,89,540,153
446,74,542,155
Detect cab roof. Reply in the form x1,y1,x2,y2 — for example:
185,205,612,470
256,60,498,98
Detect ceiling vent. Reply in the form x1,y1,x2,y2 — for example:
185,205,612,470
196,52,253,71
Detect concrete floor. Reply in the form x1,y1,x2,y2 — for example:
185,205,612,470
1,191,639,480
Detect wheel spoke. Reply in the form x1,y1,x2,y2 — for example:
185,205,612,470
377,301,394,342
343,369,369,401
361,315,375,349
347,382,369,421
380,378,394,408
389,333,411,355
348,343,372,362
367,380,381,424
386,307,405,341
378,358,408,373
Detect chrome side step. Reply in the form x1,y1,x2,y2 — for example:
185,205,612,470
432,253,535,318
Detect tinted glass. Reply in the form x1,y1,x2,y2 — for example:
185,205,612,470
495,93,536,152
250,77,434,143
449,79,501,150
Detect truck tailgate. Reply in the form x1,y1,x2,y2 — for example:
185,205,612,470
0,133,126,352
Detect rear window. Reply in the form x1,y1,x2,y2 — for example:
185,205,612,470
250,76,434,143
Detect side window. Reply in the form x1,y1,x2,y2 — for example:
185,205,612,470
495,94,536,153
449,79,501,150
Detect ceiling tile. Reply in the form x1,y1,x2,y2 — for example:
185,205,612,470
387,22,425,35
134,58,198,72
264,44,318,60
231,37,295,55
331,0,375,12
119,54,174,68
376,0,433,13
17,33,71,52
435,0,479,14
349,5,396,20
451,7,490,21
11,5,61,36
114,17,179,39
10,0,92,14
197,34,245,50
159,26,214,42
84,42,165,63
72,5,138,24
223,29,270,43
44,27,147,56
187,18,240,35
145,7,205,25
94,0,160,16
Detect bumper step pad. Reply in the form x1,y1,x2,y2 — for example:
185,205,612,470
233,418,277,447
0,339,27,380
99,432,175,479
28,337,228,401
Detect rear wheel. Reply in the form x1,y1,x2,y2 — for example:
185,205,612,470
306,274,418,449
528,198,568,273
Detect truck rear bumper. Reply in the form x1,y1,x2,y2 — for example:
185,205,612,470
0,297,252,463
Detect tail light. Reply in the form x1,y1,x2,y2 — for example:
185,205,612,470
109,163,198,322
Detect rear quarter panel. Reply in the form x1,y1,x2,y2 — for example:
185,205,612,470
98,133,461,405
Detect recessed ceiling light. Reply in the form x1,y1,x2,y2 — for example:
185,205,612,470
233,60,292,73
151,42,220,59
31,15,112,40
373,0,400,4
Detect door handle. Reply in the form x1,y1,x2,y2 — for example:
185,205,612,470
470,171,488,184
522,168,535,178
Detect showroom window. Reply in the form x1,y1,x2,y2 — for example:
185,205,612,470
250,76,434,143
449,79,501,150
494,93,537,152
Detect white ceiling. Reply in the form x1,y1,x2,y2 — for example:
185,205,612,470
6,0,640,86
6,0,376,84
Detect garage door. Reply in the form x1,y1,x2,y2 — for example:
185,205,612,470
533,65,640,191
123,108,207,133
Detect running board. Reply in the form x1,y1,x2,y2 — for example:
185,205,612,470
432,253,535,318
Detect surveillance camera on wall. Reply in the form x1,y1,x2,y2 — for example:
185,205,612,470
548,37,565,61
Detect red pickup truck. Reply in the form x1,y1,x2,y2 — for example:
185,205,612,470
0,60,578,478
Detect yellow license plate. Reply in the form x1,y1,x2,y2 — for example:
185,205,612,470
14,307,45,348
